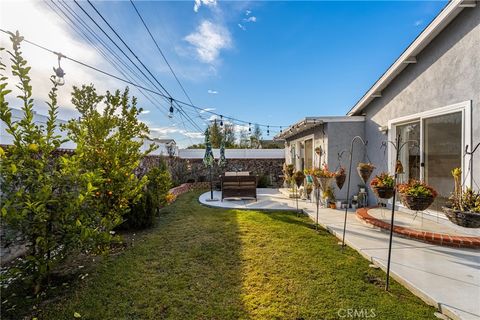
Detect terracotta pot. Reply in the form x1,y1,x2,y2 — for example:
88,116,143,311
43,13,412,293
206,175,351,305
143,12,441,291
357,166,373,184
329,203,336,209
442,207,480,228
372,186,395,199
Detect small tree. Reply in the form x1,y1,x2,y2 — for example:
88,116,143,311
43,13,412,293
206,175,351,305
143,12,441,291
64,84,156,235
0,32,97,293
250,124,262,149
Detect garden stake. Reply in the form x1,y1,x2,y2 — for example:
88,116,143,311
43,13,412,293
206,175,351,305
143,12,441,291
341,136,368,250
384,134,417,291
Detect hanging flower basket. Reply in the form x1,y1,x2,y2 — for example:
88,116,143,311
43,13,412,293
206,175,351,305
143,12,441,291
400,194,434,211
293,171,305,188
335,167,346,190
442,207,480,228
442,168,480,228
372,186,395,199
370,172,395,199
357,163,375,184
318,176,333,192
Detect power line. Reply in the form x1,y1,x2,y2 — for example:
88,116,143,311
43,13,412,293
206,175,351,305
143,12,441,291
0,28,286,131
82,0,203,133
129,0,199,116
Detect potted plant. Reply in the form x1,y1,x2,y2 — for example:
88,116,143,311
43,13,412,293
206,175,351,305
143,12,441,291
305,183,313,199
293,170,306,188
313,164,336,192
322,186,335,207
357,162,375,184
315,146,322,155
370,172,395,199
335,167,346,190
397,180,437,211
443,168,480,228
283,163,295,186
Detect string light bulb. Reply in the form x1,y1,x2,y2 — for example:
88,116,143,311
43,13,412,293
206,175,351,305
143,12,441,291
168,98,174,118
220,115,223,127
267,125,270,136
248,123,251,132
53,53,65,86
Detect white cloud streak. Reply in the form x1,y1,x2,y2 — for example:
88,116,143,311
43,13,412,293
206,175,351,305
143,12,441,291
184,20,232,64
207,89,218,94
244,16,257,23
193,0,217,13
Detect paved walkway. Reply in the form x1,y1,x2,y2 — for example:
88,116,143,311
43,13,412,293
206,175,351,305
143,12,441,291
199,189,480,320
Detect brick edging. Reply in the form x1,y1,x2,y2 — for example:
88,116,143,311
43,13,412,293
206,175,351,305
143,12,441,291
356,208,480,249
169,182,210,197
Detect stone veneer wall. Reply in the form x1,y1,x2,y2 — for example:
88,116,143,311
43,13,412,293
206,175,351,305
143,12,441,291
159,157,285,187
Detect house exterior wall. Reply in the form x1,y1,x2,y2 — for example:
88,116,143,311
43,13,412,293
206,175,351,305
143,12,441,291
358,5,480,205
283,125,327,170
326,121,365,201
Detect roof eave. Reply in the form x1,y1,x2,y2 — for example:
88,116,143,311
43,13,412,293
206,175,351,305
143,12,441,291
347,0,469,116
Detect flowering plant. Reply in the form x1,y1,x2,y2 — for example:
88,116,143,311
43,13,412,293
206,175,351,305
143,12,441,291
313,164,336,178
397,180,438,198
370,172,395,189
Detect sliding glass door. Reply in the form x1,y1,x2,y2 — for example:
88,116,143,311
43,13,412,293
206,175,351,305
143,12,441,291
393,109,465,213
423,112,462,211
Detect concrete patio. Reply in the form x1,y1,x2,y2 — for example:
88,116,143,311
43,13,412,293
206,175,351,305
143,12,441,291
199,188,480,320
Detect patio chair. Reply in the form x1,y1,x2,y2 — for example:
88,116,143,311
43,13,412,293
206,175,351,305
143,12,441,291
221,172,257,201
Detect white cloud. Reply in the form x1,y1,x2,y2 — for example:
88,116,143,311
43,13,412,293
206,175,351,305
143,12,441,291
244,16,257,23
207,89,218,94
245,10,251,16
414,20,423,27
238,23,246,31
150,126,203,139
141,109,151,114
184,20,232,64
193,0,217,13
200,107,216,113
0,0,123,120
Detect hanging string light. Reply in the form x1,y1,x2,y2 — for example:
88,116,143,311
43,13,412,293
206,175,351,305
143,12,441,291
168,98,174,118
280,126,282,133
220,115,223,127
267,125,270,136
0,29,292,132
53,53,66,86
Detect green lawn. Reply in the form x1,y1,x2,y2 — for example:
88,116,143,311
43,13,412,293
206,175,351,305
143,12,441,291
38,191,436,319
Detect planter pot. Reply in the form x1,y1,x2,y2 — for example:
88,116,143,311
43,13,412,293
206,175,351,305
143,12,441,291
442,207,480,228
335,172,346,190
357,166,374,184
372,186,395,199
400,194,434,211
329,203,336,209
352,204,358,210
336,201,342,209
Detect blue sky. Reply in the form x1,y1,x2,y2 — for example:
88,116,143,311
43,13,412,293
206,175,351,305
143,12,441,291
0,0,447,146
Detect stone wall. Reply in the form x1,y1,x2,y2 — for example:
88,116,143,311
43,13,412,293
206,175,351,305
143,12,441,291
159,157,285,187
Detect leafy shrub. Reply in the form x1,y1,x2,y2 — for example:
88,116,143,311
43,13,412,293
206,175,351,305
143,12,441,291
64,83,156,237
257,174,269,188
120,190,156,230
119,162,172,230
0,32,99,293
